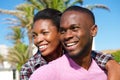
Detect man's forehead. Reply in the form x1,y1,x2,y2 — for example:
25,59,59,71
61,10,88,22
62,10,78,16
61,10,87,20
61,10,94,25
62,10,91,17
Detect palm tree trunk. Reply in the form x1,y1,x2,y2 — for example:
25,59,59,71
28,29,33,56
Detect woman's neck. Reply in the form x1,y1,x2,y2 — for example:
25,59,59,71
43,46,63,62
43,51,63,62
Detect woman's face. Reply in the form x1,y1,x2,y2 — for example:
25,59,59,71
32,19,60,56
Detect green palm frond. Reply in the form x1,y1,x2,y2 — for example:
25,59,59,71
27,0,45,10
85,4,110,11
3,18,19,25
6,27,24,44
0,9,25,18
16,3,35,29
68,0,83,7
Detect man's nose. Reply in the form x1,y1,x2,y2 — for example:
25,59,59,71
64,30,73,40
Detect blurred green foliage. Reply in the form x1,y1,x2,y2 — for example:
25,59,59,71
112,50,120,63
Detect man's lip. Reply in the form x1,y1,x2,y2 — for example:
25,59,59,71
65,42,77,47
64,41,78,46
64,41,78,50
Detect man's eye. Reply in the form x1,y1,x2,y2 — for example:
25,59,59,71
60,29,66,34
71,26,80,31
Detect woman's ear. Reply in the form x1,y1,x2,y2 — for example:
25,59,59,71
91,24,98,37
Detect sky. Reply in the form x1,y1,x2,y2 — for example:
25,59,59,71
0,0,120,51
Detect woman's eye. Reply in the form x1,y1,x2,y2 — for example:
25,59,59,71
42,31,49,35
32,34,37,39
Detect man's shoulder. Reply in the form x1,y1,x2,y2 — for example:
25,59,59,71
37,54,68,70
92,50,113,69
31,54,68,77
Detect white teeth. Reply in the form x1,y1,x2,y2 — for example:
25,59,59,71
66,43,76,46
39,45,47,49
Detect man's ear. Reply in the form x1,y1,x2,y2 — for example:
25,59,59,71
91,24,98,37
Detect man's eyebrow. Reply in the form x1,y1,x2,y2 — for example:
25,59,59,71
59,24,78,30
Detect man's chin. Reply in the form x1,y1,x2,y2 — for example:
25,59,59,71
68,52,79,58
68,50,83,58
70,54,79,58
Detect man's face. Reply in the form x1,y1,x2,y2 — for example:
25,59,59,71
60,11,97,57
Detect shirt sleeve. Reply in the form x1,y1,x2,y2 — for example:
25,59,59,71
20,62,33,80
20,52,47,80
91,50,113,69
20,53,38,80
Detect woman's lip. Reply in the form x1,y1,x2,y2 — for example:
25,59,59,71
38,45,48,52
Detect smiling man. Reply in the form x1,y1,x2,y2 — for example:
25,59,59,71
30,6,120,80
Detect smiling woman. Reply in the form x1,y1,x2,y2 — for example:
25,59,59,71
32,19,61,57
20,8,63,80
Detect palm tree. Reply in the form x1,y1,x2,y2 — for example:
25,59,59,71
5,26,30,71
6,27,24,44
16,3,35,56
0,3,36,71
27,0,83,11
27,0,110,11
0,54,4,64
7,43,29,71
0,3,35,55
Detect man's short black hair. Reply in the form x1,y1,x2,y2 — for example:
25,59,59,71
63,6,95,24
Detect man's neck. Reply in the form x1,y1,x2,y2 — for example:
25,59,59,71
72,51,92,70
